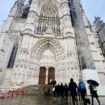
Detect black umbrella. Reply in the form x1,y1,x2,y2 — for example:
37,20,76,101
87,79,99,86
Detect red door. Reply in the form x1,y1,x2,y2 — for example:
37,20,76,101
39,67,46,85
48,67,55,80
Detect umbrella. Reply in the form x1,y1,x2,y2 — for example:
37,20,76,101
87,79,99,86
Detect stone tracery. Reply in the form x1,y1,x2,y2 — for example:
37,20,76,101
35,1,61,36
31,38,64,61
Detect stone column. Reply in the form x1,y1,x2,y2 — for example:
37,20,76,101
22,0,39,35
60,0,73,36
45,68,48,84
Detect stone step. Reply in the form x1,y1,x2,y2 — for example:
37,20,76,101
0,85,45,98
22,85,45,96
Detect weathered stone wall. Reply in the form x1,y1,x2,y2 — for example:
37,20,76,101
94,17,105,55
0,0,105,89
0,33,14,84
72,0,96,70
82,10,105,85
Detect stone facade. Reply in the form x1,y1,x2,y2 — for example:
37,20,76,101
0,0,105,92
94,17,105,56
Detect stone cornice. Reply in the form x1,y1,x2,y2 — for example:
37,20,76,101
21,32,75,40
60,14,71,19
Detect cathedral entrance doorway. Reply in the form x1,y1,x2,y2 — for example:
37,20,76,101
39,67,46,85
48,67,55,81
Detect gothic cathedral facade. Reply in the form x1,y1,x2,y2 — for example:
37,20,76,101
0,0,105,93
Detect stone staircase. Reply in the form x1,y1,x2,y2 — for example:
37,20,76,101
21,85,85,105
23,85,45,96
0,85,44,99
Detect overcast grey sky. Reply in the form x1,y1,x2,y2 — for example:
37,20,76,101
0,0,105,29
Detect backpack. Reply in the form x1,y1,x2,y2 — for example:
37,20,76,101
80,82,86,90
92,85,97,91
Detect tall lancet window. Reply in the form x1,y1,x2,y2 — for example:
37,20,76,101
22,0,32,18
7,44,18,68
35,2,60,36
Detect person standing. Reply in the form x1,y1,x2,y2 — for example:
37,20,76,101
60,83,64,98
44,84,49,96
52,79,56,86
56,84,60,97
48,78,51,85
78,80,87,105
64,83,68,99
69,78,78,105
89,84,100,105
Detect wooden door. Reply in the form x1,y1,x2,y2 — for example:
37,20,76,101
39,67,46,85
48,67,55,80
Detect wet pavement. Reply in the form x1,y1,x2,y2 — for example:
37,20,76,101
0,95,105,105
0,95,68,105
0,85,105,105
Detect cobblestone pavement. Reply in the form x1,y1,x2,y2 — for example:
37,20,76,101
0,95,105,105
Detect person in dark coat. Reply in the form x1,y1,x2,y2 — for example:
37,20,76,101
56,84,60,97
69,78,78,105
64,83,68,99
60,83,64,98
89,84,100,105
53,79,56,86
48,78,51,85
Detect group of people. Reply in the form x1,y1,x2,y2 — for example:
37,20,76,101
48,78,56,85
44,78,100,105
53,83,69,98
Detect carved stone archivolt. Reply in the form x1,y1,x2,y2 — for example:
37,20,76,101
31,38,64,61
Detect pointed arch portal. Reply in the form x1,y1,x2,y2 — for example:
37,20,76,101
31,38,64,84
